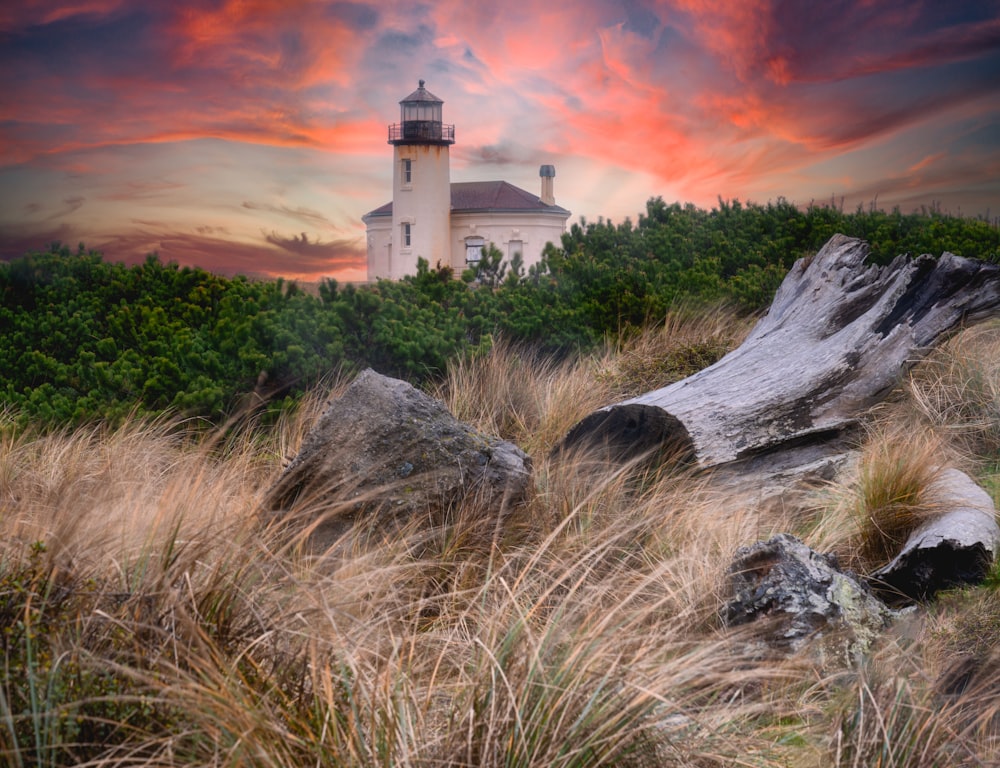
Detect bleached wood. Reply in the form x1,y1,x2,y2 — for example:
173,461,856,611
561,234,1000,469
870,468,1000,603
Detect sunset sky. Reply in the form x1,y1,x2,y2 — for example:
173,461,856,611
2,1,999,281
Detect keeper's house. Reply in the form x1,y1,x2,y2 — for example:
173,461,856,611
363,81,571,280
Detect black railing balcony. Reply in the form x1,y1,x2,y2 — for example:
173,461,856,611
388,121,455,145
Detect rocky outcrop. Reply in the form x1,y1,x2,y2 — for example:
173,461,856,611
723,534,891,661
265,369,531,549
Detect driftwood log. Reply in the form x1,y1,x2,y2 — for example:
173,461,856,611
560,234,1000,470
870,468,1000,605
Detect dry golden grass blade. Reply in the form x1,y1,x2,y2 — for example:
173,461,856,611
849,425,951,571
433,337,614,457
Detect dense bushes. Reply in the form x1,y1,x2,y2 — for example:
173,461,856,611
2,199,997,426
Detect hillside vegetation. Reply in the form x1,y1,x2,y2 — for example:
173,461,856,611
3,191,1000,763
3,198,998,428
1,316,999,766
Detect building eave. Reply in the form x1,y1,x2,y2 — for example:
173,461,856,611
363,181,572,221
362,203,393,221
451,207,571,217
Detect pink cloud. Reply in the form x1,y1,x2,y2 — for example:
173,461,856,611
94,225,366,281
1,1,388,167
0,0,129,30
1,215,367,282
2,0,998,283
908,153,946,175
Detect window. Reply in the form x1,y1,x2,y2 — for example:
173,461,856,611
465,236,484,264
402,222,411,248
402,158,412,185
508,240,523,261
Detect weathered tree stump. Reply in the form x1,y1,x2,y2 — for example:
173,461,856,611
560,235,1000,470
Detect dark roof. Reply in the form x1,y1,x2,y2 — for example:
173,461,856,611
363,180,570,219
400,80,443,104
452,181,564,212
366,200,393,217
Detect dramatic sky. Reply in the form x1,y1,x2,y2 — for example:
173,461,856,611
2,1,999,281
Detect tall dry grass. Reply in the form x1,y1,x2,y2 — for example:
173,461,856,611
431,338,614,457
819,425,951,573
595,303,753,399
903,320,1000,511
2,317,1000,766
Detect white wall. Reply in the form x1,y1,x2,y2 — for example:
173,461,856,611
364,215,392,279
449,211,569,275
390,144,451,279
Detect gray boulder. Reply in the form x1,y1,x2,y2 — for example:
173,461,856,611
723,534,891,661
265,369,531,548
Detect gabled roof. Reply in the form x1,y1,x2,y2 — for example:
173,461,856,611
451,181,568,213
363,180,570,219
366,200,393,217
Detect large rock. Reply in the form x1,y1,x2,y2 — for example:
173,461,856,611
723,534,891,661
870,468,1000,605
265,369,531,548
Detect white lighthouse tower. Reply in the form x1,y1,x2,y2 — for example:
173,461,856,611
385,80,454,279
364,83,570,281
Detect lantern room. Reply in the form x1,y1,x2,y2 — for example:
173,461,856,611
388,80,455,145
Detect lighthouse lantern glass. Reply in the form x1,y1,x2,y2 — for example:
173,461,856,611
402,102,441,123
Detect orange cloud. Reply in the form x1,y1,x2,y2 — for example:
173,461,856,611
668,0,775,81
3,0,998,284
907,153,945,175
98,225,366,281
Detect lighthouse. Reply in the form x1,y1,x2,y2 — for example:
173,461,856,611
363,82,570,281
385,80,454,279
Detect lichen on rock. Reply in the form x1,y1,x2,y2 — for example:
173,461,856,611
723,533,892,664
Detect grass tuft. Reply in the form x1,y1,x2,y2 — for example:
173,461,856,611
837,426,949,571
434,337,614,456
596,304,751,398
905,320,1000,470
